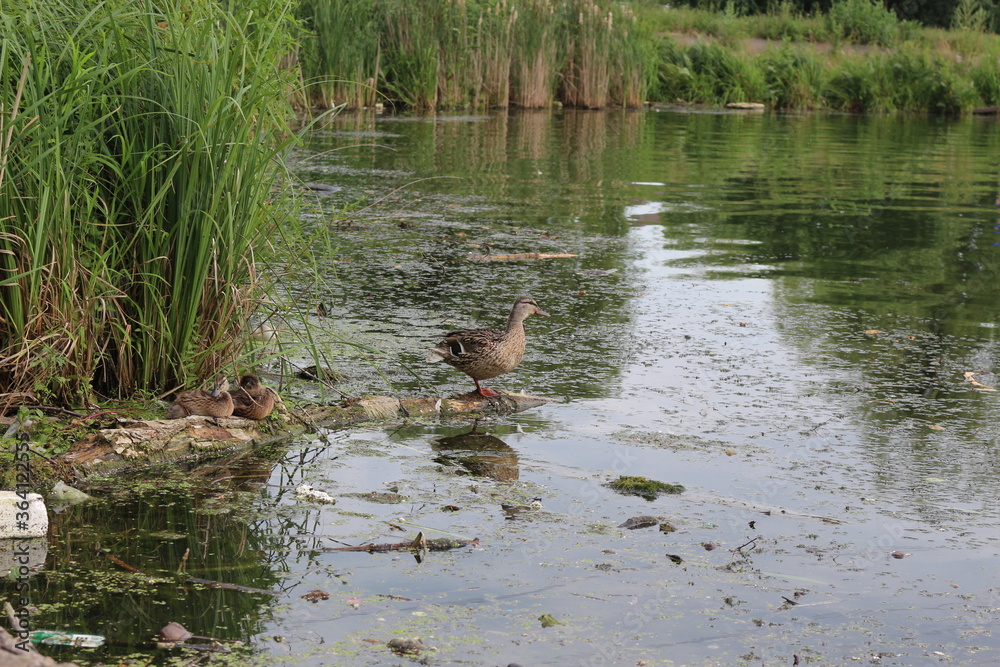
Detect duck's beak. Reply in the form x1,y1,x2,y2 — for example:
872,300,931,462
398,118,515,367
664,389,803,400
535,307,550,317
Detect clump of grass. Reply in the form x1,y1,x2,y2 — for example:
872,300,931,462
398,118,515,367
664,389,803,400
760,42,823,109
659,39,765,105
969,57,1000,106
0,0,297,406
826,0,900,46
745,1,822,42
606,476,685,501
824,47,976,113
882,47,976,113
824,56,884,112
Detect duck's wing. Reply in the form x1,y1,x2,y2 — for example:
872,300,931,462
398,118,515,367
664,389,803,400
439,328,503,356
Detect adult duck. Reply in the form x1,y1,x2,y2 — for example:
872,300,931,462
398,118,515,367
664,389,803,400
427,296,549,397
230,374,277,420
166,375,234,419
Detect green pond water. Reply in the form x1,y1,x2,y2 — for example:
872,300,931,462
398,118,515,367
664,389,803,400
12,108,1000,666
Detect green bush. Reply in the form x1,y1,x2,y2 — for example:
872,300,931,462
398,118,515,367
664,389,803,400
658,39,765,105
823,48,975,113
970,57,1000,105
826,0,900,46
760,42,822,108
824,57,884,112
882,48,975,113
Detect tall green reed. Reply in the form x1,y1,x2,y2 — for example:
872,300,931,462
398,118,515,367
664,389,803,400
0,0,297,406
298,0,381,109
475,1,517,108
296,0,652,110
511,0,560,107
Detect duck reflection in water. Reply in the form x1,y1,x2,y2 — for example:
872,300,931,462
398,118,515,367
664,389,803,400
432,424,519,481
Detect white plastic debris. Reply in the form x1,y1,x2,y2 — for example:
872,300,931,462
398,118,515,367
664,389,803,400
295,484,336,504
0,491,48,538
49,481,92,505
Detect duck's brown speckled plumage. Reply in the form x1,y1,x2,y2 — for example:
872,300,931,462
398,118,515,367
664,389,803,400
427,296,549,397
230,374,276,420
166,375,234,419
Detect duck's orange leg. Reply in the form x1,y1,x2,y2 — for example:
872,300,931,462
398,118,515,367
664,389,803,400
474,379,499,397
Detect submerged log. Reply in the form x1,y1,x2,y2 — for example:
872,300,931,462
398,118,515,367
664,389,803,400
306,392,551,423
61,392,550,475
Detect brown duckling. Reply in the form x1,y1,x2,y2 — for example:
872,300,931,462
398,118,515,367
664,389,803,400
427,296,549,397
166,375,234,419
230,374,276,420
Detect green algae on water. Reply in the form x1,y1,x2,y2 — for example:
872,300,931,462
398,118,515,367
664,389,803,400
606,476,685,501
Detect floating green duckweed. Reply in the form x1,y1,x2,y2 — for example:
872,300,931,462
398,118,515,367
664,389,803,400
606,476,685,501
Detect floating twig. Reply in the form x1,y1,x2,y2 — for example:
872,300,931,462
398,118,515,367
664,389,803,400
185,577,282,597
324,537,479,553
467,252,577,261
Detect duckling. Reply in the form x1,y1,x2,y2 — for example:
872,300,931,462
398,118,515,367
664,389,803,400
427,296,549,397
230,374,277,420
166,375,234,419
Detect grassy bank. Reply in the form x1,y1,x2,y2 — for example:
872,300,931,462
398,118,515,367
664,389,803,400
0,0,298,406
297,0,1000,113
647,2,1000,112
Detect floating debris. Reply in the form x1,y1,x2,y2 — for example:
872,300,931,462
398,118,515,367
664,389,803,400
0,492,48,538
387,636,433,654
31,630,106,648
158,622,192,643
618,515,662,530
325,536,479,553
301,590,329,603
342,491,406,504
538,613,563,628
963,371,996,391
295,484,336,504
467,252,577,261
49,481,92,505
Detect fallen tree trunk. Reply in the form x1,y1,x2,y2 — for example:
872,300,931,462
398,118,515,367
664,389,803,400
62,392,551,476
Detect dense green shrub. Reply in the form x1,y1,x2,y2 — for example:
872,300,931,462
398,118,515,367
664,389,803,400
824,57,884,111
969,56,1000,105
823,48,976,113
826,0,900,45
759,43,823,108
658,39,765,105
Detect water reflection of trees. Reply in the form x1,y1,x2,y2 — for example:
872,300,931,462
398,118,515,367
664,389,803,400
622,110,1000,505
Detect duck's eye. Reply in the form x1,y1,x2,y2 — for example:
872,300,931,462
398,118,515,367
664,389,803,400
449,341,464,356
